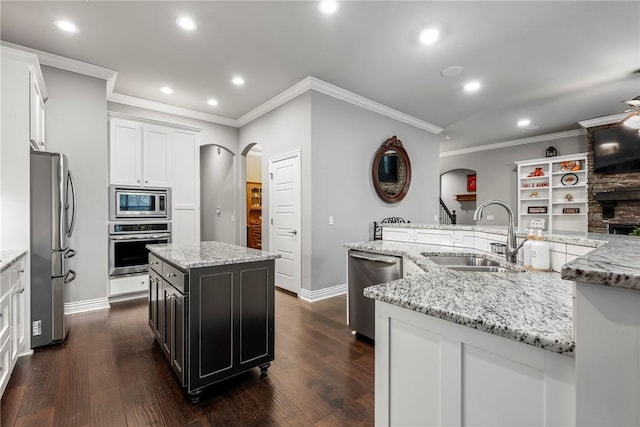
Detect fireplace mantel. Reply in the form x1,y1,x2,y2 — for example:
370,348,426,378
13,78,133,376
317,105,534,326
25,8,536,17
594,187,640,218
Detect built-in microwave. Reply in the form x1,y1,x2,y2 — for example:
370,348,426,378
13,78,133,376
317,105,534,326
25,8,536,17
109,185,171,220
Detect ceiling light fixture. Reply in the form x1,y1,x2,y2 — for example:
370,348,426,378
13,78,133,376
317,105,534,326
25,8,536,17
160,86,174,95
176,16,197,31
318,0,340,15
620,96,640,130
517,119,531,127
231,76,245,86
463,81,481,92
419,27,440,45
54,20,79,33
207,98,219,106
441,66,464,78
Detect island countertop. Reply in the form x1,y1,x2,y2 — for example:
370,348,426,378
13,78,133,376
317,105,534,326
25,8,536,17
0,249,27,273
147,241,280,271
345,240,575,355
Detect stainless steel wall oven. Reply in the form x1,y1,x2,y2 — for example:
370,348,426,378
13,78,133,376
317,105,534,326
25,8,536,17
109,222,171,277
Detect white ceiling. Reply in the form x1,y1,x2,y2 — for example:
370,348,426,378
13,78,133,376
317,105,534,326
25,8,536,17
1,1,639,151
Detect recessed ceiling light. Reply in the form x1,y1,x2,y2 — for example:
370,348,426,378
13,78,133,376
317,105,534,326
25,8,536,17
318,0,340,15
160,86,174,95
207,98,219,106
463,81,481,92
54,20,79,33
231,76,245,86
419,27,440,45
441,66,464,78
176,16,197,31
517,119,531,127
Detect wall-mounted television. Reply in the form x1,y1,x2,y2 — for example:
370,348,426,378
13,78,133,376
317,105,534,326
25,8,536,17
377,153,398,182
593,126,640,174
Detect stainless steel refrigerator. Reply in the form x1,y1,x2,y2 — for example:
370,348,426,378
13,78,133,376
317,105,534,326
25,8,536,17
30,151,77,348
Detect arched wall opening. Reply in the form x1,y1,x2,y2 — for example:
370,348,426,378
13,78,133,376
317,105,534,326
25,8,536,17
200,144,236,243
440,168,477,225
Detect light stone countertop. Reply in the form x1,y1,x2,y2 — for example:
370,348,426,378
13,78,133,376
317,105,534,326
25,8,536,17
147,241,280,271
0,250,27,274
384,223,640,290
344,240,575,355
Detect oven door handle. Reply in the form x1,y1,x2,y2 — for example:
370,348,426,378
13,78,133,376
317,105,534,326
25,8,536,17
109,234,171,241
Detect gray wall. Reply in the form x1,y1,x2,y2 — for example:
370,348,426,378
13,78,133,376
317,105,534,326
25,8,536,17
200,144,236,243
440,168,477,225
440,134,587,226
246,153,262,183
309,91,441,291
42,66,108,303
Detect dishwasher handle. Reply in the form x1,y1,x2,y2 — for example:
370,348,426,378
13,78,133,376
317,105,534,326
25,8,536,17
349,252,399,265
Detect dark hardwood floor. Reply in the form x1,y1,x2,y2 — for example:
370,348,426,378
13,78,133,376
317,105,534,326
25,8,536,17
1,290,374,426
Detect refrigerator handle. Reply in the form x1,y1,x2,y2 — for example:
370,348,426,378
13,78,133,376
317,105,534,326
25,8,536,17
68,169,77,237
64,269,77,284
66,248,76,259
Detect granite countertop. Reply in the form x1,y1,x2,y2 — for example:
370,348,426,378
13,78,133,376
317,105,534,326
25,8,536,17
147,241,280,271
0,250,27,273
345,240,574,356
384,223,640,290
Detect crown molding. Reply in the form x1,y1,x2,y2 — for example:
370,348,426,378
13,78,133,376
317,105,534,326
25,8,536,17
1,45,48,100
578,113,627,129
108,93,237,127
107,111,202,132
308,77,444,134
1,41,116,81
439,129,586,158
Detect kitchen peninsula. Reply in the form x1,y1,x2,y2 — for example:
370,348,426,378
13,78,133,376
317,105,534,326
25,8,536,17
146,241,279,402
346,224,640,427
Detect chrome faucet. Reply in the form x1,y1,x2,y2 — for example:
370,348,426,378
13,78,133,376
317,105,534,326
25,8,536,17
473,200,520,264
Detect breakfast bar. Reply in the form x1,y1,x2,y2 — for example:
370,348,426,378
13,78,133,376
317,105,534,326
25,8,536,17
146,241,279,402
345,225,640,426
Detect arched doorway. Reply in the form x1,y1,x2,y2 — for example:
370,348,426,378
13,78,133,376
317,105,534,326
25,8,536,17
440,168,477,225
244,144,263,249
200,144,236,243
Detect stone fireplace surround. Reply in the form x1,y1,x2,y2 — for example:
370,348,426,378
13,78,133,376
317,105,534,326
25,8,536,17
587,123,640,232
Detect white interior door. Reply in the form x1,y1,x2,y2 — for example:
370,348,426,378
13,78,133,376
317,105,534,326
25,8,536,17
269,150,301,294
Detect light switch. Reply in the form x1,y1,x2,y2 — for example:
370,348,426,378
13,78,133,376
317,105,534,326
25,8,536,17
329,216,334,225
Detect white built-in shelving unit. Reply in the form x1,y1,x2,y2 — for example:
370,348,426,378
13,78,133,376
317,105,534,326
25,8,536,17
516,153,588,232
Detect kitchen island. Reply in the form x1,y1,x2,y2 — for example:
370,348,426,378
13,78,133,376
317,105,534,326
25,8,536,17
146,241,279,403
346,225,640,427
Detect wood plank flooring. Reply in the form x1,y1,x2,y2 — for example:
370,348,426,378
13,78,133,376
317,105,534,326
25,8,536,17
1,290,374,426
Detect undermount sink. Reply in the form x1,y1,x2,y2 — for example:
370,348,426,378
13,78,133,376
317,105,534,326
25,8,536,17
424,255,501,267
422,254,522,273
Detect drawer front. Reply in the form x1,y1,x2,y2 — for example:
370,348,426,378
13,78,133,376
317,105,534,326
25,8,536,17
0,293,9,344
10,256,26,286
0,337,10,394
163,262,187,293
110,275,149,296
0,269,10,298
149,254,163,275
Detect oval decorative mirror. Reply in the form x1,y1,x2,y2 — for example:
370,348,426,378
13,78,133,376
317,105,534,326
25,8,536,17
372,136,412,203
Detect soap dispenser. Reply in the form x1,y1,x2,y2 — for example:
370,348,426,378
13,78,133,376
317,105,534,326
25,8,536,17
531,231,551,271
523,229,535,269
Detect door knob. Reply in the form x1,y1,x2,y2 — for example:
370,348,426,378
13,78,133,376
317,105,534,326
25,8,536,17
289,230,298,235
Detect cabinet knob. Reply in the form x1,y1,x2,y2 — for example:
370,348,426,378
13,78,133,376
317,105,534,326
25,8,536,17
0,313,3,318
137,180,140,183
17,269,24,273
145,180,148,183
166,273,176,278
18,288,25,294
151,261,159,265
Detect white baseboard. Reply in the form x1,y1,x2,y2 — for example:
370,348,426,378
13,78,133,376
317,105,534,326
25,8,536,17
299,283,347,302
64,297,110,315
109,291,147,304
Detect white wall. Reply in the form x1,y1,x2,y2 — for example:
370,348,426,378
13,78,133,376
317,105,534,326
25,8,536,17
440,168,476,225
41,66,108,303
309,91,441,291
440,134,587,226
200,144,236,243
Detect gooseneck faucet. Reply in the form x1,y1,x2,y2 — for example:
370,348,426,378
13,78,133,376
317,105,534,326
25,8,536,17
473,200,519,264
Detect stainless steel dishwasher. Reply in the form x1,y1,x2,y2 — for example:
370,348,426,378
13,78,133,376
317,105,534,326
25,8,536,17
348,250,402,340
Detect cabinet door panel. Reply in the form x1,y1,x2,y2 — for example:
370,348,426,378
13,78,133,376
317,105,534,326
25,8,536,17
239,266,270,364
171,130,197,206
110,120,142,185
161,282,172,359
171,292,186,386
143,126,170,187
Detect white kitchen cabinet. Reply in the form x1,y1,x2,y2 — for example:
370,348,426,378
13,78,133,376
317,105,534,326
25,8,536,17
0,254,27,397
110,274,149,297
170,129,200,243
29,70,47,151
516,153,588,232
415,228,453,246
381,227,414,243
109,118,171,188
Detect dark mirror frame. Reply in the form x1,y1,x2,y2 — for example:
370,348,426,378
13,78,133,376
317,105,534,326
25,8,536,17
372,136,412,203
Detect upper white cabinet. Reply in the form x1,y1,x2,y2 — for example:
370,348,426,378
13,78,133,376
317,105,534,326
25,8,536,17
29,71,47,151
110,118,171,187
516,153,588,232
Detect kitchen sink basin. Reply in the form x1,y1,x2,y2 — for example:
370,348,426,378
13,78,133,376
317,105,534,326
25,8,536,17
424,255,501,267
445,265,508,273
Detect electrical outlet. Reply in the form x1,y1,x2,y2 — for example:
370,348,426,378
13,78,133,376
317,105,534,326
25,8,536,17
231,215,234,222
329,216,334,225
487,215,495,220
434,215,439,222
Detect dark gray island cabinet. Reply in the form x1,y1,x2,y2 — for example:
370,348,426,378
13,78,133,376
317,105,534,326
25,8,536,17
146,241,279,403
